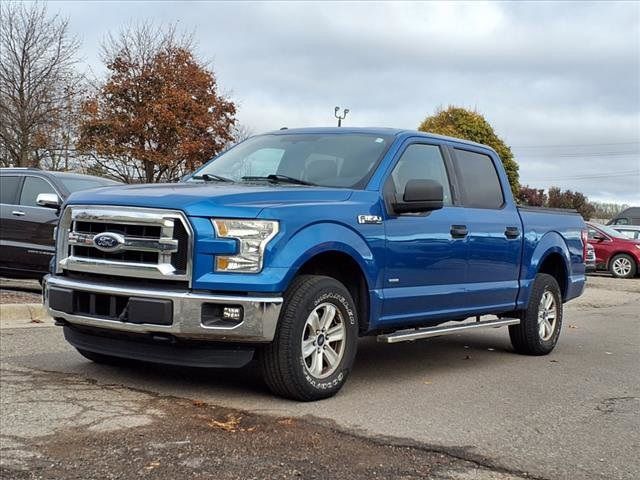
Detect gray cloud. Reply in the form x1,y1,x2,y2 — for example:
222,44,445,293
52,0,640,203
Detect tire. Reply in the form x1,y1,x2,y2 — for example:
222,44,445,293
260,275,358,401
509,273,563,356
609,254,637,279
76,348,126,366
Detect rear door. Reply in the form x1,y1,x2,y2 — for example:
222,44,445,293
14,175,60,274
382,141,470,326
450,147,522,313
0,175,25,272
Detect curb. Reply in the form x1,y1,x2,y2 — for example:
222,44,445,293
0,303,53,328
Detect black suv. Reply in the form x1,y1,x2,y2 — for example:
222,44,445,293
0,168,120,280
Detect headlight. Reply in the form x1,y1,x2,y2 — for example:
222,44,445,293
212,219,279,273
635,244,640,251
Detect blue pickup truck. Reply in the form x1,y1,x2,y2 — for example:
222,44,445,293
44,127,587,400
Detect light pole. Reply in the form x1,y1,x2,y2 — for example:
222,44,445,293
334,106,349,127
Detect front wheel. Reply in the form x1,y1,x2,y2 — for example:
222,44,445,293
609,254,637,279
260,275,358,401
509,273,563,355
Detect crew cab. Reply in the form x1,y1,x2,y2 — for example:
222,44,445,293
43,128,587,401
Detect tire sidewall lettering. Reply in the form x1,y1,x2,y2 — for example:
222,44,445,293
300,288,355,391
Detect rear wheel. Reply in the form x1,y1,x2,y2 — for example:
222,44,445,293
260,275,358,401
609,254,636,279
509,273,562,355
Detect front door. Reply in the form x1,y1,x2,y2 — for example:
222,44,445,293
382,142,469,327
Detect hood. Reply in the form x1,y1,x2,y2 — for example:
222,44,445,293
65,182,353,218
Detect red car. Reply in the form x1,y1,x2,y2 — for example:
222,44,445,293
587,222,640,279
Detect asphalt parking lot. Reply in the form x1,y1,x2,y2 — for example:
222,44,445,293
1,275,638,480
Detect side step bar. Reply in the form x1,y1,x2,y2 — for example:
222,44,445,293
377,317,521,344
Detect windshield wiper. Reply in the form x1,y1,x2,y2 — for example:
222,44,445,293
192,173,235,183
241,174,316,186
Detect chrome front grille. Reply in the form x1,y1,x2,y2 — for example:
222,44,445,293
56,206,193,284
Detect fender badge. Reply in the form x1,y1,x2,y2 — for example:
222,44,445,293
357,215,382,225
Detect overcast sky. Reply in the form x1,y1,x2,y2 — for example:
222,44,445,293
51,0,639,204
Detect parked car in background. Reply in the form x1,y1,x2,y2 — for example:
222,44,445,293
43,127,587,401
585,243,596,272
0,168,121,280
612,225,640,240
587,222,640,278
607,207,640,226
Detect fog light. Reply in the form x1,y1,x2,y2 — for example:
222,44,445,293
222,306,243,322
201,304,244,328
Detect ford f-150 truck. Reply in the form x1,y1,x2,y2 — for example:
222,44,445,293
43,128,587,401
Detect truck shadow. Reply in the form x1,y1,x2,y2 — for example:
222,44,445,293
61,329,520,400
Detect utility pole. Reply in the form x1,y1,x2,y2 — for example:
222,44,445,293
334,106,349,127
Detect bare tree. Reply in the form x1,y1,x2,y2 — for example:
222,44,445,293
231,124,254,145
0,2,80,167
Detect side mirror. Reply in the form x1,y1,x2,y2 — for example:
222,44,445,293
394,179,444,214
593,233,606,241
36,193,60,210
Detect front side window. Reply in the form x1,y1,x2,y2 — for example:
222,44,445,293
0,176,21,204
454,149,504,209
191,133,394,188
389,144,452,205
19,177,56,207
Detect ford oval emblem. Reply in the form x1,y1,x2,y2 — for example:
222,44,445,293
93,232,124,252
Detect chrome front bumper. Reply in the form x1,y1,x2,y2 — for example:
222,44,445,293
43,275,283,342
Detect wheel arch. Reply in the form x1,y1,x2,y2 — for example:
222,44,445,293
519,232,573,307
537,252,569,299
292,250,371,334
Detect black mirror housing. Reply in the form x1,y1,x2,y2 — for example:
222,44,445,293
394,179,444,214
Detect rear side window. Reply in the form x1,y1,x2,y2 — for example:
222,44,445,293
0,176,21,204
19,177,56,207
454,149,504,209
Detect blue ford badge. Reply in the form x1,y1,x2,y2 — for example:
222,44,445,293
93,232,124,252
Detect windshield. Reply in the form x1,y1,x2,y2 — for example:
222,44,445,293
59,177,120,193
593,223,627,239
190,133,394,188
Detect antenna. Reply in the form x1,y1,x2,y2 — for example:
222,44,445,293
334,106,349,127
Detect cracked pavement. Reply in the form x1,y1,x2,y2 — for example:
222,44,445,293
1,365,528,480
1,275,638,479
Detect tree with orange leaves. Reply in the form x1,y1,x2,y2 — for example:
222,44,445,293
79,23,236,183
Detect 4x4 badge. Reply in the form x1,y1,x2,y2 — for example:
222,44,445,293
357,215,382,225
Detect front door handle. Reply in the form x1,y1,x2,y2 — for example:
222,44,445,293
11,210,26,217
450,225,468,238
505,226,520,239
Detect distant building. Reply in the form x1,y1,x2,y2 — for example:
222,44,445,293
608,207,640,226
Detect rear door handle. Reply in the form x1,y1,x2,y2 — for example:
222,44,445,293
505,226,520,239
11,210,26,217
450,225,468,238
